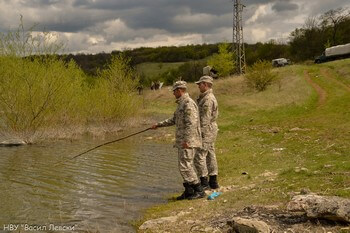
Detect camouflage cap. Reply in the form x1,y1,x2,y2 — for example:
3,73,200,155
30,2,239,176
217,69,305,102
195,75,213,84
172,81,187,91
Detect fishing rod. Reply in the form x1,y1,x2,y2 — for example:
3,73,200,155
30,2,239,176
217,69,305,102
54,127,152,166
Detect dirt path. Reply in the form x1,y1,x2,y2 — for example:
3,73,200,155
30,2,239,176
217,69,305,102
304,70,327,107
321,68,350,92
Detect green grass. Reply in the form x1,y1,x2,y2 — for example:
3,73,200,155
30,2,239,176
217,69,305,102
137,60,350,232
136,62,185,79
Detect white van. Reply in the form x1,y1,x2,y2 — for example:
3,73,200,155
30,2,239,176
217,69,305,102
272,58,290,67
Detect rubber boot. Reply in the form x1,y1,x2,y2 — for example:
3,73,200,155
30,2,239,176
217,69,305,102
209,175,219,189
176,183,194,200
187,183,206,200
200,176,210,190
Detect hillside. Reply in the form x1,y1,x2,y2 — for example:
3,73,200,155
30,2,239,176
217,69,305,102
137,59,350,232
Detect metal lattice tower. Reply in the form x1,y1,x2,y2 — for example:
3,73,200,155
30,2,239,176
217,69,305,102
233,0,246,74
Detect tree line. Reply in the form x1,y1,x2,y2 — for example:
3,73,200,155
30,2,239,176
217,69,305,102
61,7,349,77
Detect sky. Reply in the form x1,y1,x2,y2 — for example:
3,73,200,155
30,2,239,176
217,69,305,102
0,0,349,54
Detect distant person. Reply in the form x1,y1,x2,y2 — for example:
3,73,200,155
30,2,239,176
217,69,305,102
155,80,160,90
203,66,218,79
210,67,218,78
151,81,205,200
137,84,143,95
194,76,219,190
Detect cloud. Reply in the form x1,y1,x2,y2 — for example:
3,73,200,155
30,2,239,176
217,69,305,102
272,1,299,12
0,0,350,53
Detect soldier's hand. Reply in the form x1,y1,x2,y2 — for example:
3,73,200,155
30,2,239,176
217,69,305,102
151,124,158,130
182,142,189,149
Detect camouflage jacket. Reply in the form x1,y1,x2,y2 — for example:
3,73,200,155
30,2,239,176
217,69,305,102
157,93,202,149
197,89,218,145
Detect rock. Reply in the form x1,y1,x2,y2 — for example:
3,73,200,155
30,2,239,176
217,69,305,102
0,139,26,147
228,217,270,233
219,185,239,192
287,194,350,222
259,171,277,177
139,216,178,230
270,127,280,133
184,220,196,225
300,188,311,195
139,211,190,230
241,184,256,190
294,167,308,173
289,127,310,132
262,127,280,134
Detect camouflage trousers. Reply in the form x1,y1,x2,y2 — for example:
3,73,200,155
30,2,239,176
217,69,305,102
194,143,218,177
178,148,199,185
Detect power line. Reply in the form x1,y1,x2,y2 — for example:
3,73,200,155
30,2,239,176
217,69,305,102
233,0,246,74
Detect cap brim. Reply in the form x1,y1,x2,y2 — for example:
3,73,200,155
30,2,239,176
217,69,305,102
172,86,187,91
195,81,201,84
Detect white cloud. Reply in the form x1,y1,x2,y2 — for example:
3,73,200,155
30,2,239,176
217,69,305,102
0,0,349,53
246,4,269,24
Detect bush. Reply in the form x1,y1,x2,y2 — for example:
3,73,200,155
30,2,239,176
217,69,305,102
244,60,279,92
207,43,235,77
0,20,142,142
0,56,84,141
159,60,207,85
85,54,141,122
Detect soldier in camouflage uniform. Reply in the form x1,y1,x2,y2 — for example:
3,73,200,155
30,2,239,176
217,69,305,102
151,81,205,200
194,76,220,189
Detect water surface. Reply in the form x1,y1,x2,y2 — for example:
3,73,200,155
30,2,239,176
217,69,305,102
0,132,181,232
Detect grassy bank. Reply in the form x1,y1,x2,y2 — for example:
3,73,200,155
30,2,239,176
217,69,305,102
137,59,350,232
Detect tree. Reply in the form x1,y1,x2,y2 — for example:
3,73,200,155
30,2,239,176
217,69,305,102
320,8,350,46
244,60,278,92
289,17,326,61
207,43,235,77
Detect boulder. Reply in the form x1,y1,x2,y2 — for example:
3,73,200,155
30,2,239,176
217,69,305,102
287,194,350,222
139,211,190,230
227,217,270,233
139,216,178,230
0,139,26,147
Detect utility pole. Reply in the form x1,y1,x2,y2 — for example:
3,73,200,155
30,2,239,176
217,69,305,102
233,0,246,74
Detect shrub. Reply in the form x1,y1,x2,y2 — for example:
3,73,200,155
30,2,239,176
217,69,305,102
0,20,141,142
159,60,207,85
0,56,84,141
84,54,141,122
207,43,235,77
244,60,279,92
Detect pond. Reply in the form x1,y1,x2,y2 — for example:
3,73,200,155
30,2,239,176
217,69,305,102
0,131,181,232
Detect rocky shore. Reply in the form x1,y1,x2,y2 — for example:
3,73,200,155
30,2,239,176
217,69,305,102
139,187,350,233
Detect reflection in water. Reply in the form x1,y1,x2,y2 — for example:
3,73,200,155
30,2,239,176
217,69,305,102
0,134,181,232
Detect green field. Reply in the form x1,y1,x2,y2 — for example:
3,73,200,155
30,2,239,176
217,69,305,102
137,59,350,232
136,62,185,79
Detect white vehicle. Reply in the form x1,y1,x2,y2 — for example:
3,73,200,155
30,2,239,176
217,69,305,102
272,58,290,67
315,43,350,63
